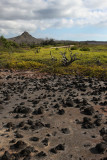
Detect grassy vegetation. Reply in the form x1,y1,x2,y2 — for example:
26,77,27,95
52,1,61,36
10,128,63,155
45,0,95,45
0,41,107,80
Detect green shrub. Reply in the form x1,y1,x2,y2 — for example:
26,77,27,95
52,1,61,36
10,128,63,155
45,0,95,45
71,46,78,50
80,47,90,51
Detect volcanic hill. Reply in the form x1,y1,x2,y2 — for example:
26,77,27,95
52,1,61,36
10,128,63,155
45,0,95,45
8,31,43,45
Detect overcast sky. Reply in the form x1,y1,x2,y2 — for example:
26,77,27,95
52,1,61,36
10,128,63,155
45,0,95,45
0,0,107,41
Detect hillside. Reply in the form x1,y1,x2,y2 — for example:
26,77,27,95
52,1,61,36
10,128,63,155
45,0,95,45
8,31,43,45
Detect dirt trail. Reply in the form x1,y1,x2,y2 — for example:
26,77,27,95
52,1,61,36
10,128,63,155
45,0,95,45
50,45,74,49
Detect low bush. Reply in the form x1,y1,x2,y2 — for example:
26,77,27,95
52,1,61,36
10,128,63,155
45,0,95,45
80,47,90,51
71,46,78,50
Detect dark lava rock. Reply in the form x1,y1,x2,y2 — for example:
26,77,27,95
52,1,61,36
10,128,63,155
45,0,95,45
9,139,16,143
6,122,15,128
30,137,39,142
11,153,20,160
82,117,95,129
19,146,34,157
103,135,107,142
50,144,65,154
61,128,70,134
13,106,31,114
45,123,50,128
15,133,23,138
31,121,44,130
36,151,47,157
0,105,4,110
23,125,29,130
94,114,102,119
94,118,102,126
100,158,107,160
27,120,33,125
42,138,49,146
18,121,25,127
23,156,31,160
99,101,107,106
33,107,43,115
83,106,95,115
65,98,73,107
10,140,27,150
53,103,60,109
50,148,57,154
95,142,107,153
32,100,39,105
74,98,81,104
1,151,15,160
36,121,44,127
82,99,88,105
57,109,65,115
55,144,65,151
6,75,12,79
100,127,107,136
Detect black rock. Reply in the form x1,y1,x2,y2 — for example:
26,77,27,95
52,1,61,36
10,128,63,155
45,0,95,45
23,156,31,160
45,123,50,128
61,128,70,134
13,106,31,114
27,120,33,125
1,151,15,160
94,119,102,126
15,133,23,138
53,103,60,109
42,138,49,146
6,122,14,128
82,117,95,129
103,135,107,142
95,142,107,153
30,137,39,142
18,121,25,127
83,106,95,115
33,107,43,115
36,151,47,157
100,157,107,160
10,140,27,150
19,146,34,157
50,148,57,154
65,98,73,107
100,127,107,136
57,109,65,115
55,144,65,151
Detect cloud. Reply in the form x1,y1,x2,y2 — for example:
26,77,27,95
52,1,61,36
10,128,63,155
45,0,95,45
0,0,107,37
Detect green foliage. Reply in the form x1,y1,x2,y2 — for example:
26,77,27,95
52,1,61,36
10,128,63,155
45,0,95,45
80,47,90,51
70,46,78,50
0,36,19,50
0,44,107,80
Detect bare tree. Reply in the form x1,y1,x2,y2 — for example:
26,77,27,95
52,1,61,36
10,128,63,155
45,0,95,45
60,51,78,66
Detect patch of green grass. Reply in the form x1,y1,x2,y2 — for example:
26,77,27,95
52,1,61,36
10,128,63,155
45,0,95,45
0,44,107,80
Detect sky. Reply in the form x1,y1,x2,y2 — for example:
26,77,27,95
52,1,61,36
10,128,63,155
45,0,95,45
0,0,107,41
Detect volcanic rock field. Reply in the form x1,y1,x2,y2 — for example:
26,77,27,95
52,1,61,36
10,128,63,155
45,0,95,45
0,70,107,160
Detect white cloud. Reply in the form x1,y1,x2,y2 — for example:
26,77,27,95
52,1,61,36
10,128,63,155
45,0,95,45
0,0,107,36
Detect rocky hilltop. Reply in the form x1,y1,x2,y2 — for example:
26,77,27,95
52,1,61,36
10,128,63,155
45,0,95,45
8,31,43,45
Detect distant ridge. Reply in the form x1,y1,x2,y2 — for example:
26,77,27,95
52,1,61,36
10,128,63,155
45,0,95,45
8,31,107,45
8,31,43,45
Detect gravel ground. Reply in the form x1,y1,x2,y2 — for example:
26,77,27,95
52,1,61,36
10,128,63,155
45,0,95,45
0,70,107,160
